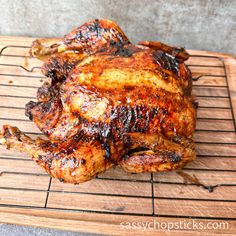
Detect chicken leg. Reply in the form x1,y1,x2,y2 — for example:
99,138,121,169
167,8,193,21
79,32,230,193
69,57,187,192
0,126,195,183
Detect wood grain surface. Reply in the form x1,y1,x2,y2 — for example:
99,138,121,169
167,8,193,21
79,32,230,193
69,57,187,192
0,36,236,235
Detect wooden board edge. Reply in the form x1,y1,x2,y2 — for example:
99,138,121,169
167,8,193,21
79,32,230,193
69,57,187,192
187,49,236,59
1,36,236,235
0,207,235,235
223,57,236,130
0,35,235,59
0,35,36,44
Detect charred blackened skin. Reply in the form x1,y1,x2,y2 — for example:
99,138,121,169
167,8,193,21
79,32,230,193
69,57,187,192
87,19,101,36
37,153,53,168
44,57,62,80
192,101,199,109
123,135,133,149
37,86,51,101
41,100,53,113
43,57,78,84
61,147,75,155
72,111,80,118
25,101,38,120
164,151,182,163
74,19,102,42
153,51,179,75
109,38,138,58
110,105,153,136
37,82,61,103
3,128,13,140
101,141,111,160
161,108,168,115
113,44,141,58
72,130,84,141
114,46,133,57
126,147,150,157
78,105,161,143
1,19,196,183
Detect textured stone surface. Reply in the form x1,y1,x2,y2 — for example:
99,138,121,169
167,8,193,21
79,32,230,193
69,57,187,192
0,224,102,236
0,0,235,55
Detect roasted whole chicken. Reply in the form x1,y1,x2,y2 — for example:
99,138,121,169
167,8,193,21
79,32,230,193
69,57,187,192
0,19,197,183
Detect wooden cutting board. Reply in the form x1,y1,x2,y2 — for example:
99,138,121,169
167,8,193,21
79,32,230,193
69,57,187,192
0,36,236,235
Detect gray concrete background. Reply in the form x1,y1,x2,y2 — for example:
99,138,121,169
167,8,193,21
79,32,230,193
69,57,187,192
0,224,102,236
0,0,235,235
0,0,235,55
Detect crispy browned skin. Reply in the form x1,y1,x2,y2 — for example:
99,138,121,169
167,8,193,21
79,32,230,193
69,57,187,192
0,19,197,183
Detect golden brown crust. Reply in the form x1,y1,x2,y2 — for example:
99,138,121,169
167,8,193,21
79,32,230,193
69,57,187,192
0,125,114,183
0,126,195,183
138,41,190,62
0,19,197,183
119,133,196,173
